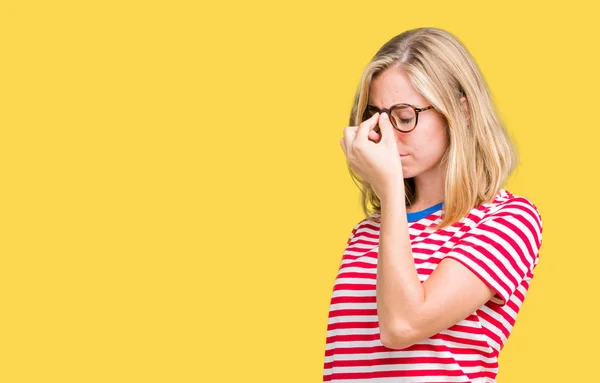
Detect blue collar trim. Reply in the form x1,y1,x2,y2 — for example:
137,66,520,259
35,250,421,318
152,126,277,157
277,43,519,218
406,202,444,222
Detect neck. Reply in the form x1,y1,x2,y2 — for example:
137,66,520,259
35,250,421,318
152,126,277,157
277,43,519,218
408,164,445,210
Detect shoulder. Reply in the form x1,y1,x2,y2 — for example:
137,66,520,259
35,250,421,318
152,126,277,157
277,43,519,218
476,189,543,250
346,217,377,244
484,189,542,228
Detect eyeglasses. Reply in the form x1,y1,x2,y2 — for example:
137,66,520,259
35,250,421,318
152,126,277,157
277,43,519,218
362,103,435,133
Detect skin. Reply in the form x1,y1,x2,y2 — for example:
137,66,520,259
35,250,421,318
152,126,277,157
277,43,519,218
367,67,450,212
339,66,495,350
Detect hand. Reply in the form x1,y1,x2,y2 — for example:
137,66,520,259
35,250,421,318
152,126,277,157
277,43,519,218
340,112,404,200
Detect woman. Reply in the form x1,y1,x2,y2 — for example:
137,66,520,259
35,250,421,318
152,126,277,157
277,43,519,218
325,27,543,382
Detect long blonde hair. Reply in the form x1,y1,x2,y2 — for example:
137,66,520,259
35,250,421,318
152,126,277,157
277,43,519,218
347,27,519,231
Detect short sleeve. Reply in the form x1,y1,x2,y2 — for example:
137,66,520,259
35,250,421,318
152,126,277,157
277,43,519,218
346,219,368,246
336,219,370,272
444,199,543,306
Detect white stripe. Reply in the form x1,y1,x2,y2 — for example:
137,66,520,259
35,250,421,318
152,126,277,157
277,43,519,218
325,191,541,383
324,372,475,383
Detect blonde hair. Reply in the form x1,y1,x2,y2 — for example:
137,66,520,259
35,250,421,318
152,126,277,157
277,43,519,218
347,27,519,231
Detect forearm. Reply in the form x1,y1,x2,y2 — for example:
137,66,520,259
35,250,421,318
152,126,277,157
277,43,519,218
377,190,425,348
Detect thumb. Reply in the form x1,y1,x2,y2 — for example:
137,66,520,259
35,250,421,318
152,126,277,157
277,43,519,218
378,112,395,143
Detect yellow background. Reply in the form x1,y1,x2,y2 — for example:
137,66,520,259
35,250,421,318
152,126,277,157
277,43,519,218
1,1,597,382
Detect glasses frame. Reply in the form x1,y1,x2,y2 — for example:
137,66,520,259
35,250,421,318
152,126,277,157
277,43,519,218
363,103,435,133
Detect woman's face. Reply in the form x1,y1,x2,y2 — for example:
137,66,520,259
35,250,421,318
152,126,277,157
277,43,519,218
368,67,449,179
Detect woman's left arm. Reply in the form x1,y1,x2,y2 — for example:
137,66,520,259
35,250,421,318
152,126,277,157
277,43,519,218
377,192,542,350
377,193,496,350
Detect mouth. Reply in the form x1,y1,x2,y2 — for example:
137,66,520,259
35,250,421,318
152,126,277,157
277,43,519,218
400,154,409,157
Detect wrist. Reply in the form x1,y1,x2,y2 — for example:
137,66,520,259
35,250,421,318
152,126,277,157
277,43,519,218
379,183,405,205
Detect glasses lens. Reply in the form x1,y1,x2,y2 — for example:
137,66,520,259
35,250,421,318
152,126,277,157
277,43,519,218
363,107,376,122
391,106,416,132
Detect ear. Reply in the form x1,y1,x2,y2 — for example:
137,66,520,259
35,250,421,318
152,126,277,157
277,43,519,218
460,96,471,126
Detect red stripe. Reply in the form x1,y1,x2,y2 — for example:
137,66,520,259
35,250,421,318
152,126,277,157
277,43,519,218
325,368,496,381
324,190,542,382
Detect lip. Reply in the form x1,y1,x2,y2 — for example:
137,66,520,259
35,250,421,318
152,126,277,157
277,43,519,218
400,154,409,156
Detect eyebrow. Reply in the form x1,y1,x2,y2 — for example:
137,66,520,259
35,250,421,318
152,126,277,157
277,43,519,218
368,102,418,109
367,103,401,109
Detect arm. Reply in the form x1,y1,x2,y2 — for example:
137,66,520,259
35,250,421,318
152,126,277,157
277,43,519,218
377,193,542,350
376,193,426,348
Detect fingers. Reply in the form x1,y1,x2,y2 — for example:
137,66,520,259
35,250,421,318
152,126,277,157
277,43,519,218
341,110,381,156
340,136,346,156
341,126,356,157
342,126,357,154
355,112,379,143
368,129,381,143
378,112,394,143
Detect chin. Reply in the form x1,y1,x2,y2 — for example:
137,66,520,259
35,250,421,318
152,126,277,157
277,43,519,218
401,167,416,179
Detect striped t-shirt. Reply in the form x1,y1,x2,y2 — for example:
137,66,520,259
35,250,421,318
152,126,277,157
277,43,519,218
323,188,543,382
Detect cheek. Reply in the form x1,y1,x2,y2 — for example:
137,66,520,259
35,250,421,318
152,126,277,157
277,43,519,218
412,129,448,160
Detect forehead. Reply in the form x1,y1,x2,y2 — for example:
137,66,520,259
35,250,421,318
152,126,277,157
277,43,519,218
368,67,427,108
